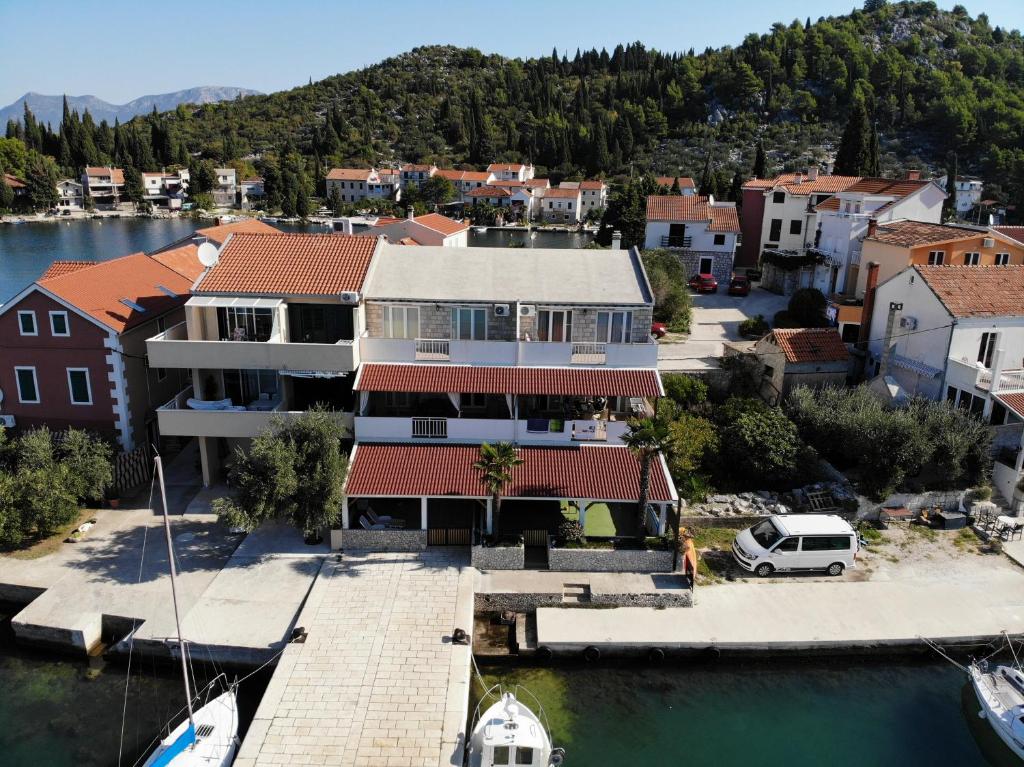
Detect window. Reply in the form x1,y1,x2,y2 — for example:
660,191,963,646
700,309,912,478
217,307,273,342
774,537,799,552
978,332,997,368
762,364,775,379
751,519,783,549
15,367,39,403
492,747,510,765
964,252,981,266
596,311,633,343
995,253,1011,266
840,323,860,343
927,251,944,265
451,307,486,340
66,368,92,405
801,536,851,551
947,386,959,404
382,306,420,339
49,311,69,336
769,219,783,241
699,256,714,274
463,393,487,409
789,220,802,235
713,234,726,246
17,310,37,336
515,747,535,764
223,369,278,405
772,191,785,204
537,309,572,342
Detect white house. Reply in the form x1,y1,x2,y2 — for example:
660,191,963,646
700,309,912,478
578,180,608,218
326,168,402,204
400,164,437,189
366,211,469,247
487,162,535,182
539,187,582,224
81,166,125,209
937,175,984,217
55,179,84,212
644,195,741,284
433,169,496,203
213,168,237,207
142,170,190,209
467,185,513,209
239,177,265,209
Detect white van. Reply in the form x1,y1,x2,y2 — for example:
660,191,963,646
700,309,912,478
731,514,859,578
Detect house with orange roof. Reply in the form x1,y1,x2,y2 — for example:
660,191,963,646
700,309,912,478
364,210,469,247
400,163,437,189
753,328,851,404
148,217,278,255
466,184,514,209
655,176,696,195
577,179,608,218
433,169,496,202
644,195,741,283
81,166,126,209
0,254,194,451
486,162,535,182
539,186,582,224
326,168,401,203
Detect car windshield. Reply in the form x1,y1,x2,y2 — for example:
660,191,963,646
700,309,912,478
750,519,783,549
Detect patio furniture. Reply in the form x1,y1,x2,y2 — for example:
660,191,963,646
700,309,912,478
367,507,405,528
934,510,967,530
996,515,1024,541
358,516,387,531
186,397,246,412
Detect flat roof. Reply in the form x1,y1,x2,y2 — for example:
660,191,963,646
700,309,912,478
366,244,653,305
773,514,854,536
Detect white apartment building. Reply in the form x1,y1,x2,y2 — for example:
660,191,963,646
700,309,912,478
142,169,190,209
400,164,437,189
212,168,237,207
644,195,741,284
81,166,125,209
937,175,984,216
326,168,402,203
486,162,535,182
56,179,84,212
539,187,582,224
578,180,608,217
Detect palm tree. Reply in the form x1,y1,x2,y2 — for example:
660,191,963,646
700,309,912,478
623,415,673,540
473,442,523,539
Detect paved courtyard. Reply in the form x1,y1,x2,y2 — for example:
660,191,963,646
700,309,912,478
235,550,473,767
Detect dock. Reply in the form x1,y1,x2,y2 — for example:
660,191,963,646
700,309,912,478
235,550,473,767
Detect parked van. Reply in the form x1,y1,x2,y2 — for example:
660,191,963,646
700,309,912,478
731,514,858,577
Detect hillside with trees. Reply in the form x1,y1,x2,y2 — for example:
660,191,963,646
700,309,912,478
6,1,1024,218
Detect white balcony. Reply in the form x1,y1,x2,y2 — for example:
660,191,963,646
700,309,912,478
977,368,1024,392
157,387,353,439
148,322,359,372
353,416,629,444
359,336,656,368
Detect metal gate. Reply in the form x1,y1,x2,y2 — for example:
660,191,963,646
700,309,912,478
427,528,471,545
523,529,549,547
114,445,151,492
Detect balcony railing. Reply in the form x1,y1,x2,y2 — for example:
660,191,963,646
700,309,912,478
570,342,606,365
411,417,448,438
415,338,450,361
977,368,1024,392
660,235,692,248
354,416,628,444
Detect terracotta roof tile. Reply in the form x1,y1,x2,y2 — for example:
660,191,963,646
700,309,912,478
84,167,124,184
867,221,990,248
356,364,662,397
579,180,606,190
40,260,96,279
915,265,1024,318
412,213,468,236
402,164,436,172
195,218,277,245
151,244,204,281
992,226,1024,245
645,195,740,233
37,253,192,333
461,171,493,182
467,185,512,198
433,169,466,181
655,176,695,189
4,173,26,188
542,187,581,199
524,178,550,189
769,328,850,364
487,163,525,172
994,392,1024,418
345,443,675,502
196,233,379,296
741,173,861,195
327,168,372,181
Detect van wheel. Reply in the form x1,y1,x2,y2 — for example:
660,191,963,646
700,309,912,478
755,563,774,578
827,562,845,577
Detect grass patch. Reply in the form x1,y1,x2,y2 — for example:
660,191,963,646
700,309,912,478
953,528,981,553
908,523,938,541
3,508,95,560
689,526,738,552
858,524,884,546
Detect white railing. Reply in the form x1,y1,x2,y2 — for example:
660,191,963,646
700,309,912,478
570,342,607,365
977,368,1024,392
411,417,448,438
415,338,450,361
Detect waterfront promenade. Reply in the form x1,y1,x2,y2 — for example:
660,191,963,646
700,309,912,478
234,550,473,767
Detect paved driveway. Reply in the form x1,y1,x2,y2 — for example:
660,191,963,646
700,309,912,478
658,287,788,371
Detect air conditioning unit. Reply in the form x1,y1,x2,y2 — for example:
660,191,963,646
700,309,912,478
519,304,537,317
899,316,918,330
983,237,995,249
339,291,360,304
0,415,14,428
494,304,510,317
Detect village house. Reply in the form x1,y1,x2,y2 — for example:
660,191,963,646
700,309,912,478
81,166,126,209
753,328,851,405
212,168,237,207
644,195,741,284
239,177,265,209
655,176,696,195
141,169,190,210
937,175,985,217
55,179,84,212
364,211,469,247
539,186,581,224
578,180,608,218
486,162,535,182
433,169,496,203
326,168,402,203
400,163,437,189
466,185,513,209
0,250,201,450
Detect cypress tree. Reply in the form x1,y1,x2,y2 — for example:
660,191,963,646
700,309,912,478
670,176,681,194
834,99,871,176
867,120,880,176
753,141,768,179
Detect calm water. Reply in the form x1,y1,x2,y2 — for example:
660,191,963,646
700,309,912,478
475,660,1021,766
0,608,269,767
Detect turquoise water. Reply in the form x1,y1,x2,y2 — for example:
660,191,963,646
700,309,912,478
476,660,1021,766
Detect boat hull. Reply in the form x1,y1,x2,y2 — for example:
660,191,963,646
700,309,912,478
142,690,239,767
969,664,1024,761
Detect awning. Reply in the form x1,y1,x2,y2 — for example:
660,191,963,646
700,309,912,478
279,370,348,379
354,364,663,397
890,354,942,379
344,443,676,502
186,296,283,309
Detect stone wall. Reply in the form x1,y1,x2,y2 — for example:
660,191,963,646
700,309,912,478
475,590,692,611
338,529,427,551
471,544,525,570
675,249,735,286
547,545,676,573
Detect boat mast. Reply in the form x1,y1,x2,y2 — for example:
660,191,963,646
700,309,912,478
154,455,195,731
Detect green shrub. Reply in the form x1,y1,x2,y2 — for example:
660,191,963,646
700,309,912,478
739,314,769,337
558,519,585,544
642,249,692,333
719,404,802,487
662,374,708,408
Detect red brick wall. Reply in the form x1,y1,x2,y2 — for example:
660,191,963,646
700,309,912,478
737,188,766,269
0,290,117,438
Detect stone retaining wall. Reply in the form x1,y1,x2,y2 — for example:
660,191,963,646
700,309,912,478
547,546,676,573
471,544,525,570
338,529,427,551
475,590,692,611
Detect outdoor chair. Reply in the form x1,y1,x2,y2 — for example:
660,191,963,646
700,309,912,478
359,516,387,531
366,507,403,527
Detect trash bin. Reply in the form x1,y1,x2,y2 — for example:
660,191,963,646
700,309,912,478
935,510,967,530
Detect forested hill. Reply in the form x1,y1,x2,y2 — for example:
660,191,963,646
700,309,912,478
6,1,1024,213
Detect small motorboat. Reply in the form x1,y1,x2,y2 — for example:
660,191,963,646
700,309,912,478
473,225,488,233
468,686,563,766
969,660,1024,759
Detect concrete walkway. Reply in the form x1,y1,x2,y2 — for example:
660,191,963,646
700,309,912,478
537,571,1024,652
235,550,473,767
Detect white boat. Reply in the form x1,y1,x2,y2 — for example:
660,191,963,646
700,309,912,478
138,455,240,767
970,660,1024,759
473,226,488,233
468,686,564,767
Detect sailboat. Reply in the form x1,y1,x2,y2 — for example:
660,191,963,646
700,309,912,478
969,656,1024,760
141,455,239,767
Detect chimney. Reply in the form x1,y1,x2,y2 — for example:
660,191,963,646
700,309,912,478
807,167,819,181
867,219,878,239
825,161,835,175
905,169,921,181
611,230,622,250
794,172,803,185
877,300,903,378
857,261,881,350
406,207,415,220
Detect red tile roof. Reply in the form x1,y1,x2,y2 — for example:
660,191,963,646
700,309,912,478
196,233,379,296
741,173,860,195
195,218,277,245
461,171,493,182
37,253,192,333
413,213,468,236
769,328,850,364
433,169,466,181
151,243,204,281
524,178,550,189
815,177,933,211
994,392,1024,419
579,180,606,190
84,166,125,184
542,187,581,199
655,176,696,189
867,221,990,248
356,364,663,397
915,265,1024,318
402,164,436,172
468,185,512,198
645,195,740,232
487,163,525,172
327,168,372,181
3,173,26,188
40,260,95,279
992,226,1024,245
345,443,675,501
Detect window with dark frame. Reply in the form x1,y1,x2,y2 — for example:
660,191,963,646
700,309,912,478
769,219,783,241
772,191,785,203
978,332,997,368
789,220,802,235
927,251,944,265
713,234,726,245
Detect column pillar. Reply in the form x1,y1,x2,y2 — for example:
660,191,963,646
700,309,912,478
197,436,215,488
578,500,587,534
342,498,350,530
658,504,668,536
485,497,493,534
421,497,428,530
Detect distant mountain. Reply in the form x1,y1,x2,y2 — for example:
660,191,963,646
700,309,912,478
0,87,262,127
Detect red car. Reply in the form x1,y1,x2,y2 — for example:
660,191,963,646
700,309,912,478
688,273,718,293
651,322,668,339
727,275,751,296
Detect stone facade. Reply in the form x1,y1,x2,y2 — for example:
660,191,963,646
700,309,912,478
337,529,427,551
675,249,735,286
471,543,525,570
546,545,676,573
475,589,692,611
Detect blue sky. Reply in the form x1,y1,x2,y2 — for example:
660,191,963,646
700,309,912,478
2,0,1023,106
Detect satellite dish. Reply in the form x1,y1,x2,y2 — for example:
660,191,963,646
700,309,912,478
197,242,219,268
